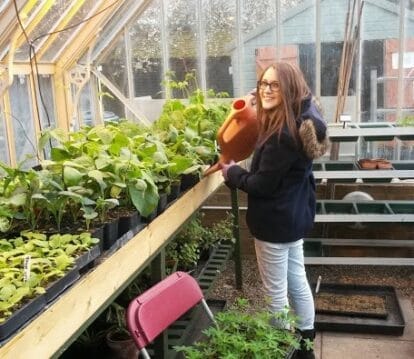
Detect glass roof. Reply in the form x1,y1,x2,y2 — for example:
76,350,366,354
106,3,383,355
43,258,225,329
0,0,129,68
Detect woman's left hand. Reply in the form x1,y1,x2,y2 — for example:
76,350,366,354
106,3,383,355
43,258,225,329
221,160,236,181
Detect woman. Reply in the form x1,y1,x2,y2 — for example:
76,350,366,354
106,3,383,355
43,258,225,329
221,61,328,359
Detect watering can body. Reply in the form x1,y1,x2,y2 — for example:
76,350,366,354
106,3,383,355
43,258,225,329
204,97,258,176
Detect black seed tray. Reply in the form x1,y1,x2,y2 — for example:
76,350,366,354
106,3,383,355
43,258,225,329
0,293,47,341
313,283,405,335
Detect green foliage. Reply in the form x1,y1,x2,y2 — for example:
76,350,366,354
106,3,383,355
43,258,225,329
175,298,300,359
397,115,414,127
165,212,234,271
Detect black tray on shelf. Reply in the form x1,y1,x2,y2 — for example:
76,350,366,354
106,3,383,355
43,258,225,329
45,268,80,303
0,293,47,341
75,244,101,271
313,283,405,335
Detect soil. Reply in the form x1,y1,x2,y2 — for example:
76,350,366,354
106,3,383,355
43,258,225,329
209,256,414,311
315,293,387,317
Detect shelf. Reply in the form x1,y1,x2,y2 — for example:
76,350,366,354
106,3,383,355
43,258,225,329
328,123,414,142
0,171,224,359
316,200,414,222
313,160,414,181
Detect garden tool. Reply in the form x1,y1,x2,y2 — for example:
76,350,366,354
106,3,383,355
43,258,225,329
204,97,258,176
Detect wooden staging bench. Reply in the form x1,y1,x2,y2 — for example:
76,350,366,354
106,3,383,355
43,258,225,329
0,172,225,359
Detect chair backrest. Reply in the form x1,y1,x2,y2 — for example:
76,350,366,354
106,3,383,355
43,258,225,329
126,271,204,350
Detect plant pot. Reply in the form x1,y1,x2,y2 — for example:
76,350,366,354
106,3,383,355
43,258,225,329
103,218,120,250
89,225,104,252
75,244,102,272
118,210,141,237
180,173,200,192
142,209,157,223
157,192,168,215
167,181,181,203
106,329,139,359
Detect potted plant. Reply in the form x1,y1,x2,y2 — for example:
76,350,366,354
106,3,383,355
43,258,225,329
174,298,301,359
104,302,138,359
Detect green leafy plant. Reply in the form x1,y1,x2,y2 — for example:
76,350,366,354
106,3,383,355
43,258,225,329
397,115,414,127
104,302,130,339
175,298,300,359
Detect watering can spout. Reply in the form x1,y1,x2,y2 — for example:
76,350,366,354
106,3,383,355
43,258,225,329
204,97,258,176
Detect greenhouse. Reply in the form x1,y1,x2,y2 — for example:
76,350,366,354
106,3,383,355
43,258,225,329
0,0,413,358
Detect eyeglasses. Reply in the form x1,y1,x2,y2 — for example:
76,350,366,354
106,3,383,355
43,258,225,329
257,80,280,92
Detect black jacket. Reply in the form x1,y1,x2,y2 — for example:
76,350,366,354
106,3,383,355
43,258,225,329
226,96,328,243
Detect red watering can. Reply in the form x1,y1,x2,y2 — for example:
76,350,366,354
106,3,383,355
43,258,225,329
204,97,258,176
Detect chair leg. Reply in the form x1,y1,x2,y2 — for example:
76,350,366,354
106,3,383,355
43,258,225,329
140,348,151,359
201,298,216,325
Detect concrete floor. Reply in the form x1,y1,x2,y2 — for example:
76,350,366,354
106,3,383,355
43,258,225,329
314,298,414,359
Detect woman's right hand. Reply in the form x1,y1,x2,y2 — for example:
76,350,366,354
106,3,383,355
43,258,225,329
221,160,236,181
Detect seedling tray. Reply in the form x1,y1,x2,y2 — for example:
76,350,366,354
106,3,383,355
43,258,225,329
0,293,47,341
75,244,101,271
45,268,80,303
313,283,405,335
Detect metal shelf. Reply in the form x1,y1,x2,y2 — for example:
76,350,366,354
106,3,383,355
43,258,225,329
328,122,414,142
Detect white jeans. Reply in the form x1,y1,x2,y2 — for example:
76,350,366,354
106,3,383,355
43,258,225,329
254,238,314,330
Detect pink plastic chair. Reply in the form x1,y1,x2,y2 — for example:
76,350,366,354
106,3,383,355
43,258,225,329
126,271,216,359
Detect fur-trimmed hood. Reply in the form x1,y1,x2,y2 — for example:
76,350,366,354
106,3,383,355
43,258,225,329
298,97,330,159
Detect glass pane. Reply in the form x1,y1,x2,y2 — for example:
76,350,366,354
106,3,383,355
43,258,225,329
360,1,401,123
15,0,74,61
242,0,276,94
359,2,404,159
0,104,9,164
36,75,56,159
37,75,56,129
42,0,97,62
242,0,276,35
9,75,37,167
320,1,357,124
203,0,236,97
78,81,97,127
167,0,200,98
99,35,129,97
130,0,163,100
101,85,125,121
281,0,316,93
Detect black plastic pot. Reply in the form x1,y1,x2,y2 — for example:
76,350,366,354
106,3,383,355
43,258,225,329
103,218,120,250
180,173,200,192
75,244,102,272
167,182,181,203
90,225,104,252
157,192,168,215
142,210,157,223
118,211,141,237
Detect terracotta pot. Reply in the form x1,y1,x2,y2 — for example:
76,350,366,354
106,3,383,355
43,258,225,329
358,159,377,170
106,330,138,359
376,159,392,169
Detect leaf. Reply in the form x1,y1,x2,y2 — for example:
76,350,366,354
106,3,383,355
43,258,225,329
128,183,159,217
63,167,83,187
51,148,72,161
88,170,107,194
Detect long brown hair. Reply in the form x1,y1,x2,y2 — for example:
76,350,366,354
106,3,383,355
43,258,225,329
256,62,311,146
